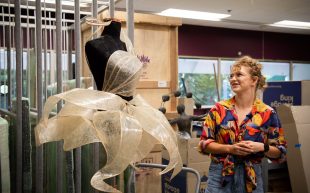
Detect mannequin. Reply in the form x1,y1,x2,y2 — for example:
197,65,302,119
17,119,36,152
85,20,127,93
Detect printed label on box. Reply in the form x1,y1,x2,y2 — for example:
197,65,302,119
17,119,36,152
263,81,301,108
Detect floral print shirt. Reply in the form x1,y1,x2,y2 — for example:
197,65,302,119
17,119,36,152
199,97,287,192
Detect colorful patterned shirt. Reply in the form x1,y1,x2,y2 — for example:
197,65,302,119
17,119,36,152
199,97,287,192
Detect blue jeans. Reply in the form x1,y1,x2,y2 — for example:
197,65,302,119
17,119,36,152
205,161,264,193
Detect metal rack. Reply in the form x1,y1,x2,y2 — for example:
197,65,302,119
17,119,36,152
129,163,202,193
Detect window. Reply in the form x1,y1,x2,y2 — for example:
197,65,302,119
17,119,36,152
220,60,234,100
178,57,297,106
178,58,218,106
261,61,290,81
293,63,310,80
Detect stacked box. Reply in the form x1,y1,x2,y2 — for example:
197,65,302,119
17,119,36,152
263,80,310,107
162,138,211,193
278,105,310,193
135,145,163,193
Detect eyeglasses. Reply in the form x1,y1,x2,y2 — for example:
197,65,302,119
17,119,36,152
229,72,247,79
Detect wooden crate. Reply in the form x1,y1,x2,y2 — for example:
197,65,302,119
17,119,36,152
81,11,181,111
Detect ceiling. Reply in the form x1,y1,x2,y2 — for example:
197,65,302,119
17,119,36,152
0,0,309,34
115,0,310,35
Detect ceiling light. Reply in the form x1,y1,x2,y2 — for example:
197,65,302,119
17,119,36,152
27,0,90,7
158,8,230,21
270,20,310,29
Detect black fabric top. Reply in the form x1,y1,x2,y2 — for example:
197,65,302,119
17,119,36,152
85,21,127,91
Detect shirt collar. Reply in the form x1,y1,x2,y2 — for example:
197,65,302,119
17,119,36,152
219,96,268,113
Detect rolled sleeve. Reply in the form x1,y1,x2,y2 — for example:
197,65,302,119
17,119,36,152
199,107,217,154
267,111,287,163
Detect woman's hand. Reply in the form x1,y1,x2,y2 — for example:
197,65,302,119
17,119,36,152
228,142,254,156
239,140,264,153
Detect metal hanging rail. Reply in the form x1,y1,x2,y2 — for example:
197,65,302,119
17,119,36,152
0,0,122,192
74,1,82,192
55,1,64,192
14,0,23,192
35,0,44,192
0,3,92,15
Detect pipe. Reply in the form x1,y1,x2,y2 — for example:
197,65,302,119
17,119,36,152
92,3,100,190
35,0,44,192
6,0,11,110
126,0,134,44
14,0,23,192
55,1,63,192
74,1,82,192
109,0,115,18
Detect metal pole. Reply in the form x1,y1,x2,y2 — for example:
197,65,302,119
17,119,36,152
213,62,220,102
63,13,68,81
92,2,100,192
126,0,134,44
90,0,98,91
63,17,75,193
56,1,63,192
217,58,222,99
14,0,23,192
92,0,98,38
48,12,53,87
109,0,115,18
26,0,30,99
74,1,81,192
6,0,11,109
35,0,44,192
1,7,5,109
289,61,293,81
67,30,72,80
125,2,135,192
43,0,48,100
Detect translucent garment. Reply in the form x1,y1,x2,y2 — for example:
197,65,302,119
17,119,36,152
35,49,183,192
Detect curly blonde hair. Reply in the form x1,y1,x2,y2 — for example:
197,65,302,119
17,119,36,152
232,56,266,91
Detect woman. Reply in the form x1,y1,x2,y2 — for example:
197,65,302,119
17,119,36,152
198,56,286,193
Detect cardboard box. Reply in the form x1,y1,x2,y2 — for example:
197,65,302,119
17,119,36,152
161,159,210,193
277,105,310,193
163,138,210,164
301,80,310,105
162,137,211,193
263,80,310,108
186,162,209,193
177,97,194,115
152,143,163,152
135,151,162,193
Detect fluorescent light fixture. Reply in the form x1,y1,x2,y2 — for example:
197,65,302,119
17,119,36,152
270,20,310,29
27,0,90,7
158,8,230,21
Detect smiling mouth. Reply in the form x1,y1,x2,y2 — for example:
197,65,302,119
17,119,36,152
231,83,239,87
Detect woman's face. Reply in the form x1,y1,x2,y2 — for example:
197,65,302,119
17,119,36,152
229,65,257,94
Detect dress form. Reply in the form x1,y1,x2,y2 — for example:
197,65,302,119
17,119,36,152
85,20,127,92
